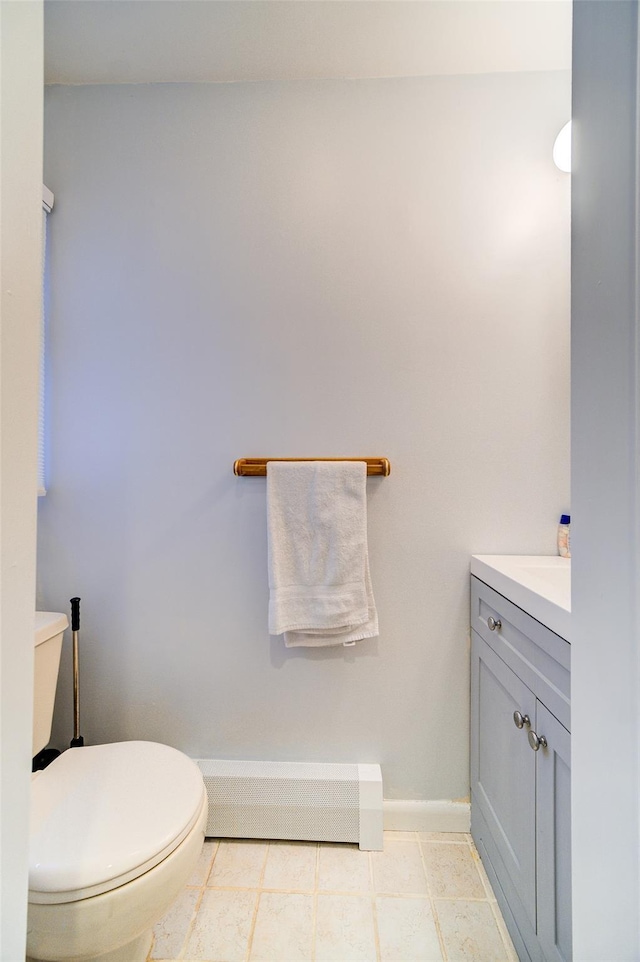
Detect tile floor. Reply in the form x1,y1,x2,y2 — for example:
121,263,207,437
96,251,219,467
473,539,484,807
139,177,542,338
147,832,518,962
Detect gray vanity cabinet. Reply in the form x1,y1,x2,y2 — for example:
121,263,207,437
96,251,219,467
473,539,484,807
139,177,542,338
535,704,571,962
470,576,571,962
471,633,537,929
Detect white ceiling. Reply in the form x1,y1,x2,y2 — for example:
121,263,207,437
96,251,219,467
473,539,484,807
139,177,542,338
44,0,572,86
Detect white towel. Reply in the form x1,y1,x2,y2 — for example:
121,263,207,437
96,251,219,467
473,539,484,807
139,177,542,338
267,461,379,648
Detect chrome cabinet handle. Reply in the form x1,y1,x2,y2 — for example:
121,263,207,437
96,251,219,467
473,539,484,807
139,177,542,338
513,711,531,730
528,730,548,752
487,616,502,632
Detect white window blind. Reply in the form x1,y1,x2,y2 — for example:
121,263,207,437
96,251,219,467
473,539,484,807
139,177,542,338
39,186,53,496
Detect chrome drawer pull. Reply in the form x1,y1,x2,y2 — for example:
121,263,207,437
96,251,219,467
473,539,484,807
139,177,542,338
513,711,531,730
528,730,548,752
487,616,502,632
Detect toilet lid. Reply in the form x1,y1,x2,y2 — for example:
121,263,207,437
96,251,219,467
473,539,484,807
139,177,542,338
29,741,205,904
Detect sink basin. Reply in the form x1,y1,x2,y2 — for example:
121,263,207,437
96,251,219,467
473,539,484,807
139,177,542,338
470,555,571,641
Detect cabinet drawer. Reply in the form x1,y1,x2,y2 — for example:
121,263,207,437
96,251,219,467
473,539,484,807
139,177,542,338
471,576,570,732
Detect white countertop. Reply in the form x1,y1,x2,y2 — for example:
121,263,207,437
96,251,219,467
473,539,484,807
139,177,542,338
470,555,571,641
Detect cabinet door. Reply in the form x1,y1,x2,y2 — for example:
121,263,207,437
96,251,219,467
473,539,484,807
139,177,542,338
471,631,537,928
535,703,572,962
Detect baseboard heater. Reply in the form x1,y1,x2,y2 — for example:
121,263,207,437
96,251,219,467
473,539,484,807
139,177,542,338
195,759,383,851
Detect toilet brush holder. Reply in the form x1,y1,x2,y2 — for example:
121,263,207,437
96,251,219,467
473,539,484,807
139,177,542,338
70,596,84,748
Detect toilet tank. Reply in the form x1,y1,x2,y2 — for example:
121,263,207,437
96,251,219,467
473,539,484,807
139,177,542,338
33,612,68,757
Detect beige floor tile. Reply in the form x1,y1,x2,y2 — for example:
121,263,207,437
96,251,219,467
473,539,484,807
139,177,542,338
372,839,428,895
249,892,314,962
150,886,199,959
467,839,497,901
188,839,219,886
376,896,443,962
475,857,498,901
183,888,257,961
318,843,372,893
153,835,517,962
315,894,377,962
418,832,469,845
490,903,520,962
208,839,268,889
421,842,485,899
262,840,317,891
435,899,508,961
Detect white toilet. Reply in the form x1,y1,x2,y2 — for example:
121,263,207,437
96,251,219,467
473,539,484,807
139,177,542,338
27,612,208,962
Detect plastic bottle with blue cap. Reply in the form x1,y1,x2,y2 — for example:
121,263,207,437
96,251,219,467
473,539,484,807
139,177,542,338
557,514,571,558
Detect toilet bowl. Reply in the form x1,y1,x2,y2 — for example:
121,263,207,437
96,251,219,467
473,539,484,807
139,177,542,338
28,741,207,962
28,614,207,962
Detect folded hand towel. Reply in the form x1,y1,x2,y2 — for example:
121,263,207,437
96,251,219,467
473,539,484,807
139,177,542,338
267,461,379,648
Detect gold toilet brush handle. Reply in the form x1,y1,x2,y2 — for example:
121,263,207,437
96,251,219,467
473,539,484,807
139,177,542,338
70,597,84,748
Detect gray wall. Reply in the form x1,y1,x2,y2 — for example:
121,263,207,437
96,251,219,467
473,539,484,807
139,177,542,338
39,72,570,802
571,2,640,956
1,3,43,957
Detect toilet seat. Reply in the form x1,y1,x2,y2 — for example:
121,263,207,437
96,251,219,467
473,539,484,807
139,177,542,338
29,741,206,904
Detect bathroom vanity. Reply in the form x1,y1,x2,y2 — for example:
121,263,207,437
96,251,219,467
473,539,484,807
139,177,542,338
470,556,571,962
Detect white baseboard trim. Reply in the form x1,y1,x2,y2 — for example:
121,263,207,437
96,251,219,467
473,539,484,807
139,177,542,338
383,799,470,833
